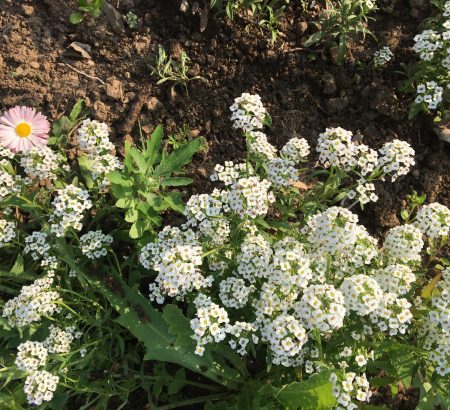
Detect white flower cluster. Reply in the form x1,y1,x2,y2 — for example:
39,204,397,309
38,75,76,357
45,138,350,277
430,269,450,334
317,127,356,170
15,341,48,372
415,82,444,110
383,224,424,262
77,119,122,187
237,233,272,282
0,170,22,200
49,184,93,237
261,314,308,367
44,325,75,354
370,293,413,335
24,231,50,261
294,284,346,334
140,226,210,303
248,131,277,160
184,191,230,245
0,143,15,166
222,176,275,218
415,202,450,239
280,137,310,162
191,299,230,356
227,321,258,356
330,372,372,409
2,274,61,327
340,275,383,316
267,158,298,187
219,277,254,308
210,161,252,185
77,119,114,155
79,230,113,259
24,370,59,406
413,30,443,61
20,146,63,181
373,46,394,67
374,264,416,295
230,93,267,131
377,139,415,181
0,219,16,247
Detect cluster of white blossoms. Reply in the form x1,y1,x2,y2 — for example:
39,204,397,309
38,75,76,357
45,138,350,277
0,170,22,200
383,224,424,262
267,158,299,187
219,277,254,308
261,315,308,367
49,184,93,237
0,143,15,164
15,341,48,372
79,230,113,259
230,93,267,131
280,137,310,162
140,226,211,302
20,146,64,181
339,275,383,315
373,46,394,67
2,274,61,327
237,232,272,282
24,231,50,261
248,131,277,160
411,4,450,113
415,82,444,110
430,269,450,334
44,325,75,354
227,321,258,356
210,161,250,185
190,298,230,356
0,218,16,247
370,293,413,335
295,284,346,334
330,372,372,409
222,176,275,218
374,264,416,295
76,119,122,187
317,127,357,170
24,370,59,406
414,202,450,239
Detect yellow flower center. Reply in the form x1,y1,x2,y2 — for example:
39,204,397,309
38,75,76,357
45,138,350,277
15,122,32,138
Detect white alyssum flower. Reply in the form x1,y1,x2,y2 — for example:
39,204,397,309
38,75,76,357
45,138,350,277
294,284,346,334
24,370,59,406
370,293,413,335
280,137,310,162
237,233,273,282
0,219,16,247
79,230,113,259
90,153,123,187
77,119,114,155
383,224,424,262
373,46,394,67
44,325,75,354
340,274,383,316
266,158,299,187
330,372,372,408
248,131,277,160
0,170,22,200
221,176,275,219
261,314,308,367
226,321,258,356
20,146,63,181
140,226,209,302
2,274,61,328
374,264,416,295
219,277,254,308
15,341,48,372
191,301,230,356
415,203,450,239
414,81,444,111
378,139,415,181
429,269,450,333
210,161,251,186
230,93,267,132
24,231,51,261
49,185,92,237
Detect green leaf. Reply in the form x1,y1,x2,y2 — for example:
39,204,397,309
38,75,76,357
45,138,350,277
304,31,323,47
95,280,242,388
78,155,94,189
125,207,138,223
69,99,85,122
129,147,148,174
144,125,164,166
69,12,84,24
129,219,145,239
154,138,201,177
107,171,133,188
160,177,193,187
10,255,24,276
260,370,336,410
162,193,185,213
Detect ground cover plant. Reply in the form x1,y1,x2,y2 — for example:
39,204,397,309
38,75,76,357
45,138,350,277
0,93,449,410
1,0,450,409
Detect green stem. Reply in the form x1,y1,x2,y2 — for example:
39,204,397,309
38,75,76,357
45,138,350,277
156,392,232,410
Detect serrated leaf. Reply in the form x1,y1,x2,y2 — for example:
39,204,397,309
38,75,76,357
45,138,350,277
106,171,133,187
154,138,201,177
144,125,164,166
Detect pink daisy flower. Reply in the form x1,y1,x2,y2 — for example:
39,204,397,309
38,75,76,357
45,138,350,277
0,106,50,153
